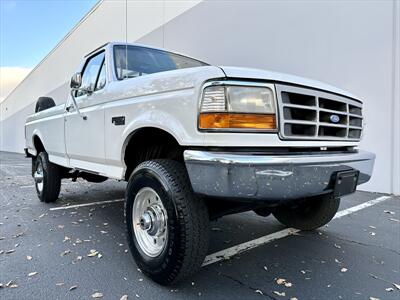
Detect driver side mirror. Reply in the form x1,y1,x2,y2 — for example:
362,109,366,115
70,72,82,89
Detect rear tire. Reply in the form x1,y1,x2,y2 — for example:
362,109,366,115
273,195,340,230
125,159,209,285
33,152,61,203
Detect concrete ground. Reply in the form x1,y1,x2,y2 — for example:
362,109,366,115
0,151,399,300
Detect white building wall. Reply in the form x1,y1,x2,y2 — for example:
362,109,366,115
0,0,398,194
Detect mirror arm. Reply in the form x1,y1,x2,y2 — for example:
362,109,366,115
69,87,92,120
69,89,88,120
69,90,81,115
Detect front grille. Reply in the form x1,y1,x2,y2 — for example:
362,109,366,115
276,84,363,141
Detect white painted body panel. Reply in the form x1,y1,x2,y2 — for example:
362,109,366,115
220,66,360,101
24,43,362,180
25,104,67,165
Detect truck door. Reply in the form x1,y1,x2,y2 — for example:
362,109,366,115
65,51,107,171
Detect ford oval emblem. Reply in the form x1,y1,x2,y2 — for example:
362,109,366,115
330,114,340,123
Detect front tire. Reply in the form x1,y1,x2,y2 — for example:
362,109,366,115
273,195,340,230
33,152,61,203
125,159,209,285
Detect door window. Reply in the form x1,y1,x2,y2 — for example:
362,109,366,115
76,51,105,97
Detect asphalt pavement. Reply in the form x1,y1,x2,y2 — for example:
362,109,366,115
0,151,399,300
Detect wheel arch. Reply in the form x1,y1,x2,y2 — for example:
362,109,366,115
122,126,184,181
32,131,45,156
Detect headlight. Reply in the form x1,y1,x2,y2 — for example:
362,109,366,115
199,83,277,130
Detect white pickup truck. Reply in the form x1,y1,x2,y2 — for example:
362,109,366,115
25,42,375,284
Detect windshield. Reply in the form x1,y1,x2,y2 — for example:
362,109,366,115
113,45,208,80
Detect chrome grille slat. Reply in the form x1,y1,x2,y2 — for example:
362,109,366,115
276,84,363,141
282,103,317,110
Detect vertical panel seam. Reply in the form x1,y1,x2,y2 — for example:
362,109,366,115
391,0,400,195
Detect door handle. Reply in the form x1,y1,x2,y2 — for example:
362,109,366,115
65,105,74,112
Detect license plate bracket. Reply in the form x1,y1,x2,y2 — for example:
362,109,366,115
333,170,359,197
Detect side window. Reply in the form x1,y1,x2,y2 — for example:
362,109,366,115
95,61,106,91
76,51,105,97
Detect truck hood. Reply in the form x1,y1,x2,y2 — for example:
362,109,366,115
219,66,360,101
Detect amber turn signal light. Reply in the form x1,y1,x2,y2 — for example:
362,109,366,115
199,113,276,130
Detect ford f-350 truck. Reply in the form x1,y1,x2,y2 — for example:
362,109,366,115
25,42,375,284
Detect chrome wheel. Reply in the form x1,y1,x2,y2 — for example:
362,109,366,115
34,161,44,193
132,187,168,257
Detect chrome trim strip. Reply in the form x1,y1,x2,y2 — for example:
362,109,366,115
184,150,375,165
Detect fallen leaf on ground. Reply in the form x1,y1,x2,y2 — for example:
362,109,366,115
276,278,286,285
88,249,99,257
211,227,222,231
370,232,376,236
285,282,293,287
273,291,286,296
26,255,32,260
263,266,268,271
385,287,394,292
389,218,400,223
60,250,71,256
92,292,103,298
340,268,348,273
383,210,395,215
69,285,77,291
290,298,298,300
56,283,64,286
255,289,263,295
393,283,400,290
6,280,18,288
334,244,341,249
28,272,38,277
5,249,15,254
369,297,380,300
120,295,128,300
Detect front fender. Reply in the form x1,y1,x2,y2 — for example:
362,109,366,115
121,109,187,148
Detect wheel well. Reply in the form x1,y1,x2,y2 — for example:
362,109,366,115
33,135,45,155
123,128,183,180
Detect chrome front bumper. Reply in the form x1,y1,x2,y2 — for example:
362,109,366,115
184,150,375,201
